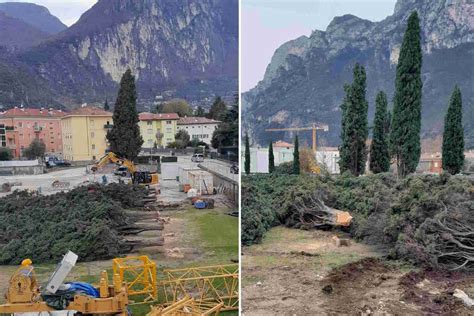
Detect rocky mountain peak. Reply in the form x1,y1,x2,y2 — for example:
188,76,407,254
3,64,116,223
243,0,473,149
0,2,66,34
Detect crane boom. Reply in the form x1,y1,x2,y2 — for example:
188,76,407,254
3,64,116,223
266,123,328,153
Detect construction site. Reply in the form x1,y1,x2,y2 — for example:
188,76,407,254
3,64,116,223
0,153,239,315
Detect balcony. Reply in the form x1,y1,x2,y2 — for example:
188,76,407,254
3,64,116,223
104,123,113,129
33,126,42,133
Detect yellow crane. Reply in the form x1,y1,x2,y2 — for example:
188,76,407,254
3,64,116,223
92,152,159,186
266,123,329,153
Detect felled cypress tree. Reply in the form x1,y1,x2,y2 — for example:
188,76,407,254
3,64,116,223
338,63,368,175
390,11,423,177
268,141,275,173
244,133,250,175
370,91,391,173
106,69,143,160
293,135,300,174
442,85,465,174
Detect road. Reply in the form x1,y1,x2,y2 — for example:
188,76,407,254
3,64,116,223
0,156,238,197
0,167,119,196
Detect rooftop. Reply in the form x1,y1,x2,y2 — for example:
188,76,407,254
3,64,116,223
273,140,294,148
0,107,65,118
64,105,112,117
139,112,179,121
178,117,221,125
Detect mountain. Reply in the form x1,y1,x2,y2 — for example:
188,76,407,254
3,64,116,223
0,2,66,34
9,0,238,107
243,0,474,149
0,11,49,50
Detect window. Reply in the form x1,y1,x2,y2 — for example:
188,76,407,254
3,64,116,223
91,132,95,138
147,129,153,134
90,120,95,126
92,144,96,150
166,128,172,133
166,120,172,124
147,121,152,126
18,122,23,128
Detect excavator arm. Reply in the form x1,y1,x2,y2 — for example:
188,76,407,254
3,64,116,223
93,152,137,174
92,152,158,186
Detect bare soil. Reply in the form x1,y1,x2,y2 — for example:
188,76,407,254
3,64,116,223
242,227,474,316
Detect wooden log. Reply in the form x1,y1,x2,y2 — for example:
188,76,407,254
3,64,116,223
124,236,164,247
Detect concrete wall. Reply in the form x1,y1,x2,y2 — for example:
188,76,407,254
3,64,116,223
0,160,43,175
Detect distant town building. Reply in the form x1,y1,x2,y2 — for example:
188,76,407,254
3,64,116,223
417,152,443,174
177,117,220,146
0,107,65,158
241,142,294,173
316,147,340,174
0,123,6,149
242,141,341,174
61,106,113,161
138,112,179,148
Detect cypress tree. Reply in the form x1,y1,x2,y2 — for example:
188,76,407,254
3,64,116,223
106,69,143,161
370,91,391,173
338,84,352,173
390,11,423,178
442,85,464,174
293,135,300,174
268,141,275,173
338,63,368,176
244,133,250,175
104,98,110,111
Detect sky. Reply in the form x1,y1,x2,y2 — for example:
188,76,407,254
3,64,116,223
0,0,97,26
242,0,398,92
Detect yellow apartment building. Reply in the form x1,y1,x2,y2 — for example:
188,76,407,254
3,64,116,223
61,106,113,161
138,112,179,148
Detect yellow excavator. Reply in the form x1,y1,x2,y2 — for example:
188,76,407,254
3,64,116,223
92,152,159,186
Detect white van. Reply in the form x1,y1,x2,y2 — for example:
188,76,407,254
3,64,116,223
191,153,204,163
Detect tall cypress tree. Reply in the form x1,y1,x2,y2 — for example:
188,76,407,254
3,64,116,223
293,135,300,174
370,91,391,173
338,63,368,176
106,69,143,161
268,141,275,173
338,84,352,173
442,85,464,174
390,11,423,178
104,98,110,111
244,133,250,175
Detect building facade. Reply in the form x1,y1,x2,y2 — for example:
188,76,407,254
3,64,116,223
242,141,341,174
61,106,113,161
177,117,220,146
0,108,65,158
138,112,179,148
241,141,294,173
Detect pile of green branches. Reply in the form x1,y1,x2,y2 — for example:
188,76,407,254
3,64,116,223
0,183,147,264
242,173,474,271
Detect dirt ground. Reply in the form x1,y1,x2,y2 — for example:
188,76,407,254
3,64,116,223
242,227,474,316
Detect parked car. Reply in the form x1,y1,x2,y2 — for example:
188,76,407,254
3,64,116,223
55,159,71,167
191,153,204,163
230,165,239,174
45,157,71,168
114,166,129,177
